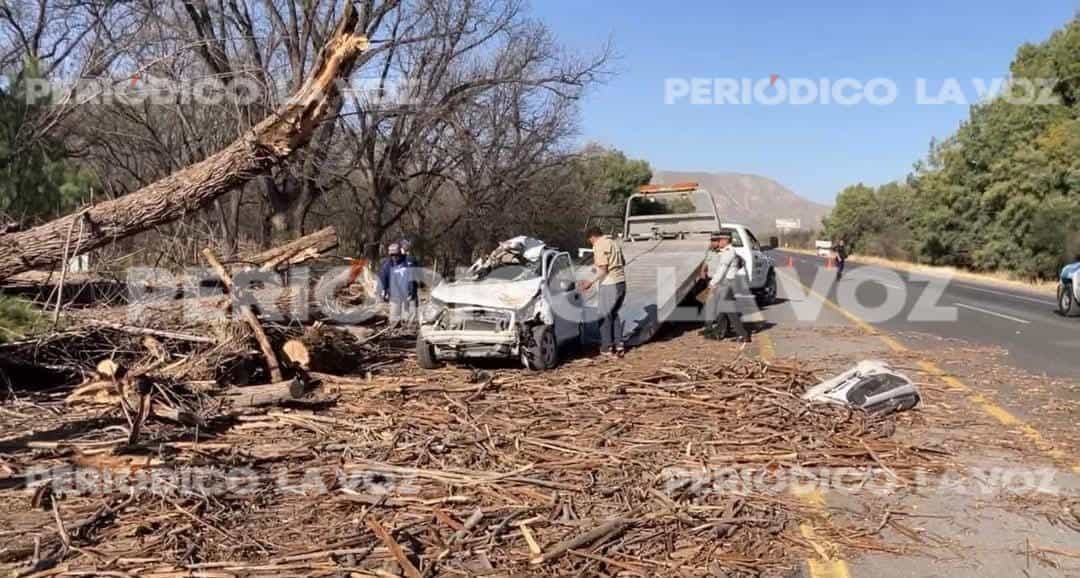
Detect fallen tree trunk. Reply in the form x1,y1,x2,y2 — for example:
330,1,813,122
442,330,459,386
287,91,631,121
1,226,338,296
244,226,339,272
0,8,370,282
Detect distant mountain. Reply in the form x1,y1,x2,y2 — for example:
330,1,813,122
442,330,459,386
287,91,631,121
652,170,830,233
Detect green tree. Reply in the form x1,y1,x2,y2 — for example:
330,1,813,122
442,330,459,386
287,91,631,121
0,65,92,224
830,16,1080,279
578,144,653,204
825,182,914,259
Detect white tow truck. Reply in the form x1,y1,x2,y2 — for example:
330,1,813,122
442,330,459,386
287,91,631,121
617,183,777,345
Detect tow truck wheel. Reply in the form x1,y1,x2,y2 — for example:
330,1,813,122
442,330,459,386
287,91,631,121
1059,282,1080,317
523,324,558,370
755,269,778,306
416,335,440,369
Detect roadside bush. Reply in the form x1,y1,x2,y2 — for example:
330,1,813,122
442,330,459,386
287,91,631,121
0,296,44,343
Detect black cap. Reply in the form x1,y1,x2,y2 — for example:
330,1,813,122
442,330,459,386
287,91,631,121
711,230,732,240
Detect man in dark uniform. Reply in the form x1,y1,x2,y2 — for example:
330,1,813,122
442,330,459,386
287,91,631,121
834,239,848,280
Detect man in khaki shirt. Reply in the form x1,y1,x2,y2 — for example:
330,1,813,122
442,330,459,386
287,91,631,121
580,227,627,355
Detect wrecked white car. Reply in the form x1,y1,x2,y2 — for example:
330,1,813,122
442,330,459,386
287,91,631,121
416,237,583,370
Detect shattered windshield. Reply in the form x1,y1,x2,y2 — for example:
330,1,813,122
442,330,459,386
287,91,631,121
478,261,542,282
469,237,546,281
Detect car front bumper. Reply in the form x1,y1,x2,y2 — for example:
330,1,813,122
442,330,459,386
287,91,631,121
421,328,521,359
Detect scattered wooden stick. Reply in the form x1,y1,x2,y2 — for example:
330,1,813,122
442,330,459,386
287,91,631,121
530,517,635,565
365,517,422,578
202,248,283,382
520,524,542,557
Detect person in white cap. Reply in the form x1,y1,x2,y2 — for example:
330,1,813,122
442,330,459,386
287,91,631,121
378,243,416,328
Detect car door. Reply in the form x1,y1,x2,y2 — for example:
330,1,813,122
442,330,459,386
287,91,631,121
745,230,766,289
730,228,755,288
546,252,581,344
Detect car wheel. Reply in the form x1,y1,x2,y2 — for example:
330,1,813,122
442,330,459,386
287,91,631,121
416,335,440,369
522,324,558,370
1059,282,1080,317
755,269,777,306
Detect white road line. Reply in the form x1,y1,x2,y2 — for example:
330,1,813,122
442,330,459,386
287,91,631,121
954,302,1031,325
951,282,1056,307
842,273,904,290
782,250,1056,307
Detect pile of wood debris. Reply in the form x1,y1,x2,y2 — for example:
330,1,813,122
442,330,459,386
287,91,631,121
0,348,953,577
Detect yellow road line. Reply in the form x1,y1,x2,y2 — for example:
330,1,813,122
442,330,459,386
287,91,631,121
777,269,1080,474
758,331,776,361
748,309,776,361
915,360,1077,472
793,488,853,578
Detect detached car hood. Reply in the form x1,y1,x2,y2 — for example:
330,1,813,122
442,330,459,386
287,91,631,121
432,278,543,310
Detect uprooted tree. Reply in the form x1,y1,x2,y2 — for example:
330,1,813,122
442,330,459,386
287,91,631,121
0,0,394,282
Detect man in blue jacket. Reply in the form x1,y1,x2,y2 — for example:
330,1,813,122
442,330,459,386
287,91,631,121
399,238,421,318
379,243,417,329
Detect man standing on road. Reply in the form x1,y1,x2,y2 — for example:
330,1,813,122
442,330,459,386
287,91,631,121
834,239,848,280
704,230,751,343
580,227,627,357
378,243,417,330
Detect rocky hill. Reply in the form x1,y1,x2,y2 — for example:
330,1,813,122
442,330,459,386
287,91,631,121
652,170,830,233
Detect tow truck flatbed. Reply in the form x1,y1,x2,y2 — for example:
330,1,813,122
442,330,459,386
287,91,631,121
620,237,709,345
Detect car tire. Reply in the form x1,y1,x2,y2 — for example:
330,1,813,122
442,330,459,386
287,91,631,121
416,335,440,369
522,324,558,370
755,269,778,307
1059,282,1080,317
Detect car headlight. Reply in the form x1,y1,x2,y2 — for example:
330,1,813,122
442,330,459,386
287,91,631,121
421,300,446,324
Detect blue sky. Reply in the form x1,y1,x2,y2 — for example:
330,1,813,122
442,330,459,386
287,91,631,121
529,0,1078,205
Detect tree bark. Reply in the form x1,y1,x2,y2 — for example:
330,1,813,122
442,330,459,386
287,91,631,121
0,4,371,282
224,377,307,410
242,225,338,271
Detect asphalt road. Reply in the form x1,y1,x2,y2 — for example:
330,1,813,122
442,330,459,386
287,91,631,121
769,249,1079,379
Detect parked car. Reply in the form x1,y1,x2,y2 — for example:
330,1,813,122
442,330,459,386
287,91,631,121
1058,261,1080,317
416,237,582,370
